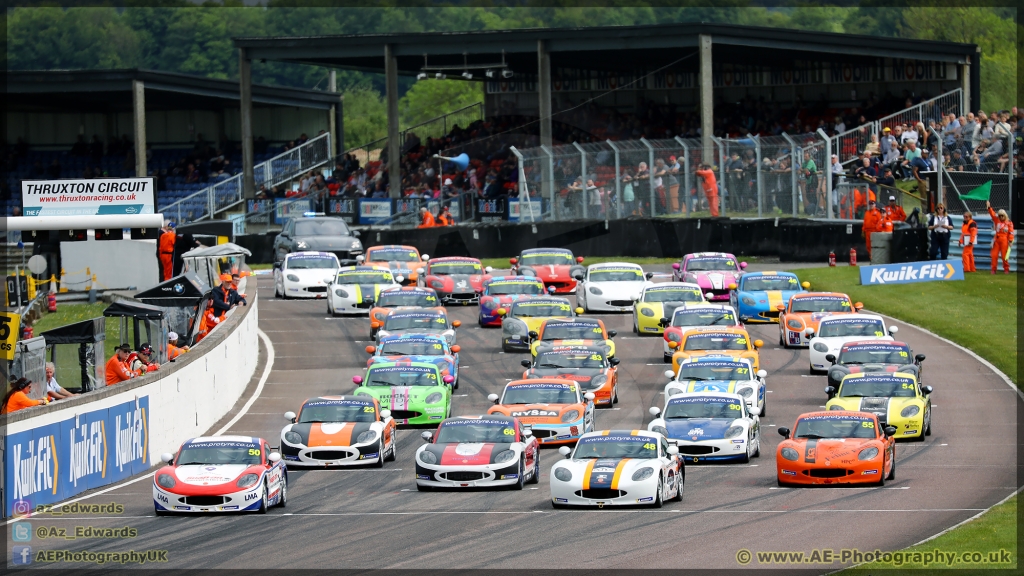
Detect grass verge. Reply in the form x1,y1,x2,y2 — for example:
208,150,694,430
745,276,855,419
27,302,120,392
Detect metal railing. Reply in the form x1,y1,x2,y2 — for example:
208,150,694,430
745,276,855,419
162,132,332,224
876,88,963,134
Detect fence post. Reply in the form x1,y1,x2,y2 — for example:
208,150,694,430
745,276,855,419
781,133,799,217
1007,132,1014,216
748,133,763,218
711,136,726,217
573,142,588,220
936,135,943,207
817,128,833,220
541,145,556,222
641,138,655,217
675,137,690,218
608,140,623,220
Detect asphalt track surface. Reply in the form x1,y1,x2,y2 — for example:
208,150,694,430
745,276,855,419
9,265,1020,571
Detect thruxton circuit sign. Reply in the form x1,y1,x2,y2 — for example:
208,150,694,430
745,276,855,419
860,261,964,286
21,178,155,216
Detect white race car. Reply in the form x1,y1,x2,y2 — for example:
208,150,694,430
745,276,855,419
549,429,683,508
664,356,768,416
376,308,460,345
274,251,340,299
648,392,761,464
280,396,397,467
153,436,286,514
807,314,897,375
661,303,742,361
575,262,649,312
414,415,540,491
327,265,401,316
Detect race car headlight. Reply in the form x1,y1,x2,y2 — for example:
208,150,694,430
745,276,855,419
335,288,349,298
504,321,526,335
900,405,920,418
356,430,378,444
156,474,176,489
737,387,754,398
858,447,879,461
741,296,756,306
553,467,572,482
418,451,437,465
589,375,607,389
780,447,800,461
589,286,603,295
296,241,309,249
829,405,844,410
494,449,517,463
481,299,496,310
667,332,682,342
812,343,829,353
641,307,655,317
373,311,387,321
284,431,302,445
666,387,683,397
236,473,259,488
560,410,581,423
429,279,444,289
424,392,444,405
724,425,744,439
631,467,655,482
787,319,803,330
651,425,669,437
286,274,300,282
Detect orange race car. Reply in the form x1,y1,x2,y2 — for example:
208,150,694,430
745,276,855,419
358,245,428,285
486,378,595,445
669,327,763,373
521,344,620,406
368,286,442,339
776,410,896,487
778,292,863,348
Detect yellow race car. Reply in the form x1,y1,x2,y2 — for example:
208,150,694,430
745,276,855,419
669,327,763,373
632,282,708,335
499,297,582,352
825,372,932,441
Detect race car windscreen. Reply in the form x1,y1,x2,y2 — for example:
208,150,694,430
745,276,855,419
378,291,437,307
790,296,852,313
380,340,446,356
435,419,516,443
838,344,912,365
501,383,578,404
677,363,751,381
794,416,877,439
287,255,338,269
817,318,886,338
683,333,749,351
367,248,420,262
384,314,445,331
839,377,917,398
365,366,439,387
521,252,573,265
589,268,643,282
337,271,392,284
295,220,350,236
644,288,703,303
486,281,545,295
299,400,377,423
685,257,738,271
672,309,737,327
175,442,262,466
511,302,571,317
541,322,603,340
664,397,744,419
535,351,604,368
573,436,657,459
431,262,481,275
742,276,798,291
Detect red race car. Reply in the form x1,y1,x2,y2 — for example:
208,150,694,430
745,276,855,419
418,257,493,305
478,276,549,326
510,248,585,294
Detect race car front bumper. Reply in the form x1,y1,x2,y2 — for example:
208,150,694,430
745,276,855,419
281,442,382,467
527,421,585,445
550,477,662,507
739,305,780,323
502,335,531,352
285,281,330,299
330,295,374,315
415,461,521,488
153,484,264,513
778,465,885,485
440,291,480,305
783,327,811,347
671,437,750,464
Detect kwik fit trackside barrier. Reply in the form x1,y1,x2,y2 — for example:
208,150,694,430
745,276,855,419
859,260,965,286
2,286,259,517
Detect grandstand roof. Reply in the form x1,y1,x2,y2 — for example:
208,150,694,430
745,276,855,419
7,69,340,113
234,22,976,76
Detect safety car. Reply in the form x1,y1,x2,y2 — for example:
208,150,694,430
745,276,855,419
417,256,493,304
778,292,863,348
669,327,763,373
478,276,549,326
825,373,932,440
353,361,454,425
368,286,442,339
358,245,428,285
825,341,925,390
672,252,746,301
273,251,341,299
376,308,461,345
729,271,810,323
575,262,648,312
280,396,397,467
776,411,896,486
499,297,578,352
510,248,585,293
633,283,709,335
522,344,620,406
648,392,761,464
327,266,401,316
661,304,742,361
415,415,540,490
365,334,461,388
487,379,596,445
807,314,897,374
664,357,768,416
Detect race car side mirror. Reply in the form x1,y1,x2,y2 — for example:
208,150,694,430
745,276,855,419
421,254,430,261
728,283,737,290
352,376,363,385
801,281,811,289
496,308,507,317
365,345,376,354
268,452,282,463
487,393,499,404
417,267,425,274
757,369,767,378
575,307,584,315
528,331,539,340
672,263,681,270
825,354,836,364
509,258,518,265
915,353,926,363
160,452,174,464
884,426,897,437
450,345,461,354
547,286,557,294
649,406,662,417
607,330,617,338
753,339,764,349
443,375,455,384
284,411,296,422
421,431,433,442
889,325,899,335
584,393,596,401
667,341,678,349
609,357,620,366
645,272,655,280
667,445,679,456
854,302,864,310
778,427,791,439
705,292,714,300
573,273,584,280
776,304,786,312
825,386,836,398
395,275,405,283
804,327,814,337
749,405,761,416
273,261,282,270
664,370,675,379
922,385,933,395
739,262,748,269
484,266,493,273
521,360,531,368
371,321,381,329
356,255,365,262
522,427,533,437
659,317,670,327
452,320,462,328
558,446,572,458
576,256,585,263
380,409,391,419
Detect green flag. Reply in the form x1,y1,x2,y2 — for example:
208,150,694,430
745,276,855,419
958,180,992,201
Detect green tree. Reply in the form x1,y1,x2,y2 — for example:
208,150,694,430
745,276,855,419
343,88,388,149
399,80,484,131
7,7,141,70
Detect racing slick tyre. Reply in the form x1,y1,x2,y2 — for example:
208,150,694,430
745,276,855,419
275,280,282,298
753,442,760,458
777,479,795,488
613,388,619,404
416,483,432,492
256,482,269,514
664,353,672,363
670,474,684,502
925,409,932,436
778,330,784,347
277,476,288,508
385,437,397,462
528,452,540,484
373,439,386,468
154,506,169,516
739,449,750,464
632,319,638,334
760,402,766,418
510,459,526,490
551,501,569,509
652,478,664,508
887,457,896,481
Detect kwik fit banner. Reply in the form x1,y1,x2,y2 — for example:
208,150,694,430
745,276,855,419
860,260,964,286
21,178,155,217
5,396,150,517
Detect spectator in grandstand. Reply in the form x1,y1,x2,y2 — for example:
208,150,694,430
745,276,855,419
902,123,920,146
927,204,954,260
885,195,906,222
830,154,845,195
105,343,136,386
44,362,75,401
854,157,878,195
899,140,922,180
168,332,189,360
876,167,896,190
418,206,436,228
619,169,637,216
879,127,896,156
2,377,48,414
185,163,200,184
864,134,881,156
666,156,681,213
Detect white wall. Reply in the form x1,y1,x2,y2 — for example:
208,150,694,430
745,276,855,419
61,238,161,292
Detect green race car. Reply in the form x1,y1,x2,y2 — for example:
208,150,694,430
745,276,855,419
352,361,454,425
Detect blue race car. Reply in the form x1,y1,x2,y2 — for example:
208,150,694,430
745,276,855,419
365,334,460,389
729,271,809,324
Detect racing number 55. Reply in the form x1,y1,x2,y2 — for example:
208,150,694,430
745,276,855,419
0,313,19,360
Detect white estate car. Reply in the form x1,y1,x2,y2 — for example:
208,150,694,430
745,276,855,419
648,392,761,464
576,262,649,312
274,251,340,299
807,314,897,375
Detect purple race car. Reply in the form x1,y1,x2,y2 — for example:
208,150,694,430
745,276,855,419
671,252,747,302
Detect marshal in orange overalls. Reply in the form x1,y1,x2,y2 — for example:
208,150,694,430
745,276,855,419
159,230,176,281
958,217,978,272
988,206,1014,274
695,168,720,217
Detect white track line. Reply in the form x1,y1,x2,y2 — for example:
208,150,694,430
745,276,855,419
6,328,276,526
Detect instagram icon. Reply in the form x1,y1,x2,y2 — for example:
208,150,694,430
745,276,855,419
12,499,32,518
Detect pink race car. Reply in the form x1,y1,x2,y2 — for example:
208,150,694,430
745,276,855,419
418,257,493,305
671,252,747,301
